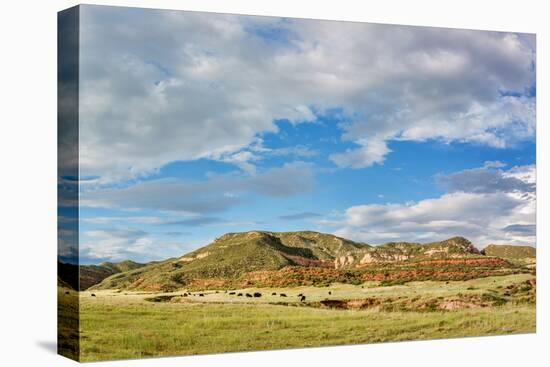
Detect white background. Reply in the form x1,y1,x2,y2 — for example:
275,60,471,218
0,0,547,366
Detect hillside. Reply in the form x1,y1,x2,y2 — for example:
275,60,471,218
335,236,480,268
89,231,521,292
58,260,145,290
92,231,353,291
482,244,536,259
98,260,144,273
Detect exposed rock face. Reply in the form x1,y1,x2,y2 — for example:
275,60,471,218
333,236,482,269
334,255,355,269
360,253,375,264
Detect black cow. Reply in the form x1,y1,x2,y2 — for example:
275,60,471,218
183,293,188,297
91,294,96,297
328,291,332,295
280,293,287,297
65,291,70,295
300,295,306,302
246,293,253,297
237,293,243,296
297,293,303,297
199,293,204,297
271,292,277,296
253,292,262,297
229,292,236,295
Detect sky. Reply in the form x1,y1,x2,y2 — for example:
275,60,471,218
60,5,536,264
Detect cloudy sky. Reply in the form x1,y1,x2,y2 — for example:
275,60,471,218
67,5,535,264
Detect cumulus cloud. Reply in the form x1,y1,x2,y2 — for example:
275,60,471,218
436,161,535,194
81,228,151,260
80,227,191,262
330,140,391,168
78,6,535,180
80,162,314,214
335,164,535,247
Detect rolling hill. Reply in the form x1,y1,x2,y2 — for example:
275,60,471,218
482,244,536,259
58,260,145,290
87,231,533,292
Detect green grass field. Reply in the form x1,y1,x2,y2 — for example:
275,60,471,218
64,274,535,361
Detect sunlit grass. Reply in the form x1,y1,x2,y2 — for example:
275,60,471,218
75,274,536,361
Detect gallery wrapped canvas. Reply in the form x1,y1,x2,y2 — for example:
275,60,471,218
58,4,536,362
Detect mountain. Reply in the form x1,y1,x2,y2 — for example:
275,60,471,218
482,244,536,259
90,231,493,292
58,260,145,290
91,231,359,291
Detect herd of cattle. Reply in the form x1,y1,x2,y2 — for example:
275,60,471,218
86,290,336,303
173,290,334,302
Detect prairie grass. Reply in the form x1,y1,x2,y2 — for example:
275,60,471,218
75,274,536,361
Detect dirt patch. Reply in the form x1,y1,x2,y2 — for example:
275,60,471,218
439,299,485,310
314,298,385,310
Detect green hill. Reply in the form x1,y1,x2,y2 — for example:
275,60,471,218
90,231,491,292
91,231,351,291
97,260,144,273
482,244,536,259
58,260,145,290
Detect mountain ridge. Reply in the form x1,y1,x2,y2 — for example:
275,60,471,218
85,231,533,292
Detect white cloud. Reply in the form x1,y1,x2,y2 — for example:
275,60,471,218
330,139,391,168
80,162,314,214
436,162,535,194
80,228,190,262
79,6,535,180
335,164,536,247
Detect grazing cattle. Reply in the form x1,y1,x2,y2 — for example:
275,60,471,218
253,292,262,297
271,292,277,296
183,293,188,297
237,293,243,296
246,293,253,297
280,293,287,297
229,292,236,295
328,291,332,295
297,293,303,297
65,291,70,295
199,293,204,297
300,295,306,302
91,294,96,297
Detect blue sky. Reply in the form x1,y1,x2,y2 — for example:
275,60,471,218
59,5,536,264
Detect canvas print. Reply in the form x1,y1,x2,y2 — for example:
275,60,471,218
58,4,536,362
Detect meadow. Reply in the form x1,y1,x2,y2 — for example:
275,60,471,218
68,273,536,361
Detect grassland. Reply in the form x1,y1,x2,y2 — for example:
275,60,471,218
72,273,536,361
